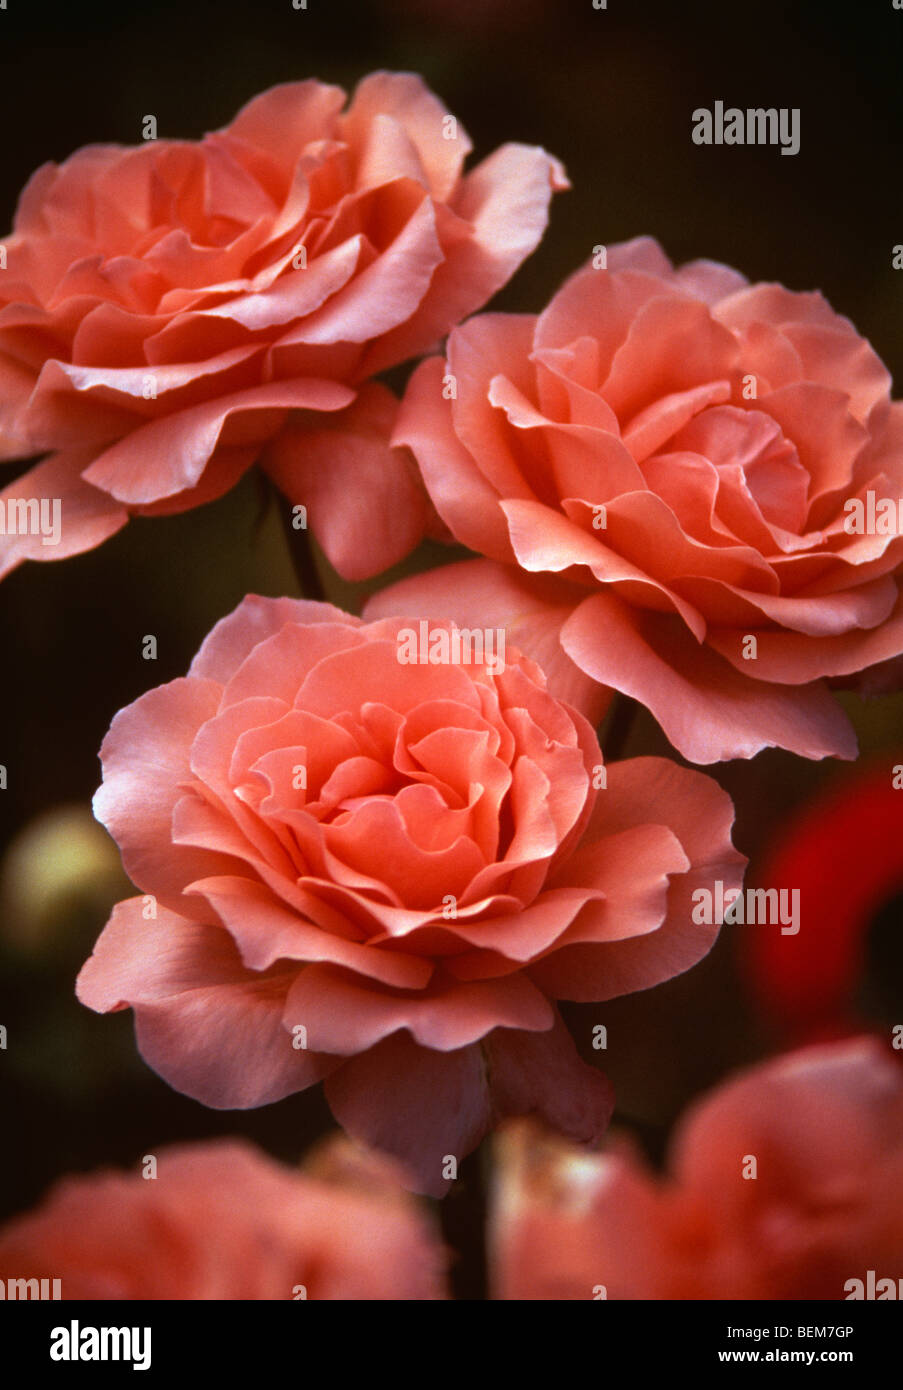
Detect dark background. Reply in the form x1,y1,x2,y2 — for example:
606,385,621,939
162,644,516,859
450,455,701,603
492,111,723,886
1,0,902,1297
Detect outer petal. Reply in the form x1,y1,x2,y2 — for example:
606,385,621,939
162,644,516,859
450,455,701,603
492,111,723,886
262,382,428,580
342,70,473,201
82,379,354,504
284,964,554,1054
532,758,745,1000
484,1009,614,1144
393,354,514,562
708,589,903,686
0,352,38,460
223,79,346,174
76,899,337,1107
560,592,857,762
92,677,236,914
325,1033,492,1197
189,592,354,684
0,448,128,579
360,144,568,376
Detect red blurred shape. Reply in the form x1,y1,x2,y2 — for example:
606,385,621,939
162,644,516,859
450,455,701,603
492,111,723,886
746,758,903,1043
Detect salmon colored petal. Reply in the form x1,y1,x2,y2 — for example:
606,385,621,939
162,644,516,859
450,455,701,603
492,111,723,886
484,1009,614,1145
488,1119,664,1301
503,498,708,640
342,70,473,201
673,1037,903,1199
534,259,663,371
224,79,346,172
322,794,485,909
193,876,432,989
533,759,745,1000
600,296,737,424
0,448,128,580
285,965,553,1054
76,899,337,1107
447,313,549,504
440,888,605,974
296,635,481,719
708,588,903,684
130,443,258,516
360,144,567,379
190,593,353,684
560,592,857,762
0,353,41,459
681,572,897,638
605,235,676,279
92,677,236,914
221,621,366,708
392,355,514,562
82,378,354,504
325,1035,493,1197
289,194,445,349
263,383,428,581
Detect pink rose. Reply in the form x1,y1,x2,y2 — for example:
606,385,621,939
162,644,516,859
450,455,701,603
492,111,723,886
0,72,567,581
370,237,903,762
489,1038,903,1299
0,1135,447,1299
77,595,743,1194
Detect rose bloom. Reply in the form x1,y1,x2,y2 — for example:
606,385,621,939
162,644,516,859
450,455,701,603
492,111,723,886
369,237,903,762
77,595,743,1194
0,72,567,582
489,1038,903,1300
0,1135,447,1299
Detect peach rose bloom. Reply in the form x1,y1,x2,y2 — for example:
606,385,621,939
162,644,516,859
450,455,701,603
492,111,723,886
489,1038,903,1299
370,237,903,762
77,595,744,1194
0,72,567,581
0,1135,447,1299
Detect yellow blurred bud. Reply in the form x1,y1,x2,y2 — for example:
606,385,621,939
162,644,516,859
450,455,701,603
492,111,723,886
0,805,128,962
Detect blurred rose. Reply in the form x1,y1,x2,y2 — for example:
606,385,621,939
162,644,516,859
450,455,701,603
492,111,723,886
77,594,743,1194
370,237,903,762
0,72,567,581
0,1135,447,1298
745,761,903,1044
489,1038,903,1299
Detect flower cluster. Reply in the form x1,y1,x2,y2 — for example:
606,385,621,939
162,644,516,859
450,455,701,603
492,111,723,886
4,67,901,1301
